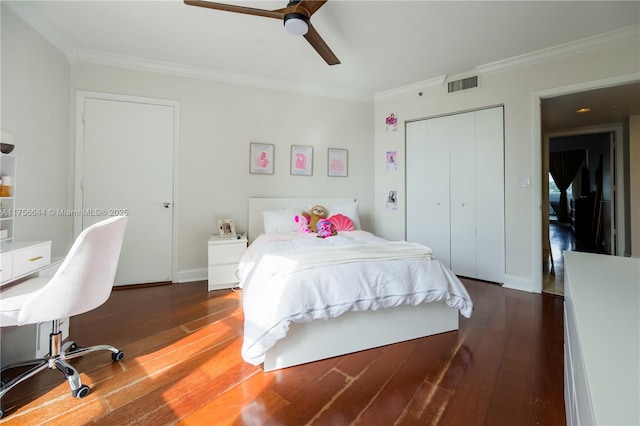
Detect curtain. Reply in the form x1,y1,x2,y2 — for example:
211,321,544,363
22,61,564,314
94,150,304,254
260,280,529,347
549,149,586,223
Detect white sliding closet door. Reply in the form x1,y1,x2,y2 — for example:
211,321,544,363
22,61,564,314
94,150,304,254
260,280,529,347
449,112,477,278
406,106,504,283
406,118,451,266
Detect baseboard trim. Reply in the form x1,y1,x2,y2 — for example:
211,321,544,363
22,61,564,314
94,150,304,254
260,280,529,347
177,268,207,283
503,274,536,293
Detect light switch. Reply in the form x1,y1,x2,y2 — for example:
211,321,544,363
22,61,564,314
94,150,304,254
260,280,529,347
518,178,530,188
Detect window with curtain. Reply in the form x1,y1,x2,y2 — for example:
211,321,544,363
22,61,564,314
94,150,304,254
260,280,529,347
549,149,586,223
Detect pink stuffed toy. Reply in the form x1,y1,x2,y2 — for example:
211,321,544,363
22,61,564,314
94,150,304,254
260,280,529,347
294,214,311,233
316,218,337,238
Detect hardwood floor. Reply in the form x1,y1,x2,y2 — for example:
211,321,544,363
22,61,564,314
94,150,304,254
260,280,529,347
543,223,575,296
0,279,566,425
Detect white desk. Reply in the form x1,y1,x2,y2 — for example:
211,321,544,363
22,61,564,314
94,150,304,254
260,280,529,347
1,240,52,287
564,251,640,426
0,241,65,367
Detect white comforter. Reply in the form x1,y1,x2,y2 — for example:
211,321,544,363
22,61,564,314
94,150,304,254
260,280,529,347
238,231,473,366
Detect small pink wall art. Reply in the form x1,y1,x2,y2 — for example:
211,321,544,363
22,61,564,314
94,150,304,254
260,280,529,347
386,113,398,132
328,148,348,177
249,143,274,174
290,145,313,176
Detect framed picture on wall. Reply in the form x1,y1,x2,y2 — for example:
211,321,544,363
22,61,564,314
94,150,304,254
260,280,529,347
249,143,274,174
328,148,348,177
290,145,313,176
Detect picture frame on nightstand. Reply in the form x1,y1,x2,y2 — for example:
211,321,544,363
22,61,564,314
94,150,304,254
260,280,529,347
218,219,236,238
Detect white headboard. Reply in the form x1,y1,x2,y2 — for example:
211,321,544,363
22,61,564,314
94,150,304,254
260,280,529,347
248,197,356,243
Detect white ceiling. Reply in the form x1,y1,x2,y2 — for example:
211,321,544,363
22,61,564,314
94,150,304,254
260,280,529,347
5,1,640,129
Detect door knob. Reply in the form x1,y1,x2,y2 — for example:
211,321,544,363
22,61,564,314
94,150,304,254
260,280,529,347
163,202,172,208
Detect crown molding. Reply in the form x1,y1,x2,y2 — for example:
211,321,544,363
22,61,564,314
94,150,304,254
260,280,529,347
374,75,447,101
5,1,76,63
7,1,637,103
73,49,374,102
5,1,372,102
376,24,640,100
477,24,640,75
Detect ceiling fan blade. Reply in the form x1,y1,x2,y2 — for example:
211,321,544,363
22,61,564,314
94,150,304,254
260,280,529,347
184,0,286,19
304,24,340,65
185,0,339,66
294,0,327,17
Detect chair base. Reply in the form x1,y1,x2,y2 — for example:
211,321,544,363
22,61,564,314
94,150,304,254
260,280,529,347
0,320,124,419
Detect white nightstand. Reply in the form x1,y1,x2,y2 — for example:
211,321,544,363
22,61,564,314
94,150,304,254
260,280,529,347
207,234,247,291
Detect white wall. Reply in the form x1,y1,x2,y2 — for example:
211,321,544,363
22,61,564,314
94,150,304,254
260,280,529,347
630,115,640,258
1,5,72,257
2,5,374,281
4,4,637,286
373,35,640,292
71,64,375,279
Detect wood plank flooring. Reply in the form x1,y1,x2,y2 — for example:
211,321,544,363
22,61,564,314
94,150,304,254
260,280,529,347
543,223,575,297
0,279,566,425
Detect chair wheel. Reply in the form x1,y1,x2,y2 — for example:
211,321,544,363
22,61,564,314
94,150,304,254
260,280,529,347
73,384,90,398
112,351,125,361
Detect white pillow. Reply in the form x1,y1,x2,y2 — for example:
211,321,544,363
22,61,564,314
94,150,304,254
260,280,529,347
324,200,361,230
262,209,300,233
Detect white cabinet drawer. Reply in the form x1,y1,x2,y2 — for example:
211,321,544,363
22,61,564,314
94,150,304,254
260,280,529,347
12,242,52,278
0,252,12,283
208,242,247,265
208,264,240,288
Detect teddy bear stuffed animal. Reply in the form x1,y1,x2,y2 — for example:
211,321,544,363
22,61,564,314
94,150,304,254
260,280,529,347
305,205,328,233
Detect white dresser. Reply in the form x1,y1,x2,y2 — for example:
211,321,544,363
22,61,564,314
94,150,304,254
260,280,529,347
207,235,247,291
564,252,639,426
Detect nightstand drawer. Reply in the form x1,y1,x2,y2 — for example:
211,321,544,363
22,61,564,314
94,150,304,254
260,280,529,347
208,239,247,265
12,242,52,278
208,264,240,285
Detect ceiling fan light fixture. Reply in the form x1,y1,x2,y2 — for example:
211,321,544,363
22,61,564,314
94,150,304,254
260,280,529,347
284,13,309,36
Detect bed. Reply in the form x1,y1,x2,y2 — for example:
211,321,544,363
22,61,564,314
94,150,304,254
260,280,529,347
241,197,473,371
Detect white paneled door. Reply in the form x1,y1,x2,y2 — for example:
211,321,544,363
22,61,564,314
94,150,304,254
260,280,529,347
449,112,477,278
406,118,452,268
77,93,178,286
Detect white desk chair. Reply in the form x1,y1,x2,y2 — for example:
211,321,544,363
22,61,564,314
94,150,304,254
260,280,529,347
0,216,128,419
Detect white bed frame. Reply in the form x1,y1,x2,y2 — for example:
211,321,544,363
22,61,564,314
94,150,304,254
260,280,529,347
247,197,460,372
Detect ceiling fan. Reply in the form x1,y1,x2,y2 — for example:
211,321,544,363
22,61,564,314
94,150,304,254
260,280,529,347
184,0,340,65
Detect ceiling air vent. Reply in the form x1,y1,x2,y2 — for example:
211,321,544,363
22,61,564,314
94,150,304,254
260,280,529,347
448,76,478,93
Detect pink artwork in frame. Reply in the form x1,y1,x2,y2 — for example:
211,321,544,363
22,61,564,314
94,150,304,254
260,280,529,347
290,145,313,176
328,148,348,177
250,143,274,174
